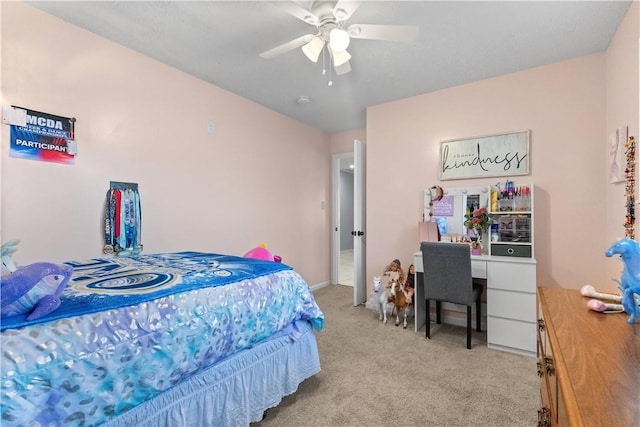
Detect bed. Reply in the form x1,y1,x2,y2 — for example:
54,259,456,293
0,251,324,426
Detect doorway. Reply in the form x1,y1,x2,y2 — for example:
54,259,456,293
339,167,354,287
332,140,366,306
332,153,354,287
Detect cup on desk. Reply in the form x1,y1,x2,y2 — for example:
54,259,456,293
491,223,499,242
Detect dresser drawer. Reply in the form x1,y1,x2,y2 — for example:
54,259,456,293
537,302,548,356
537,298,558,426
539,377,554,427
539,342,558,425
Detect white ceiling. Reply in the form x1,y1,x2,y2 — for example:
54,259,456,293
26,1,631,134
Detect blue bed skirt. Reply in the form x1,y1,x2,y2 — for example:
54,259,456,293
104,320,320,427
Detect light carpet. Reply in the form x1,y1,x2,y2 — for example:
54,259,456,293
253,284,538,427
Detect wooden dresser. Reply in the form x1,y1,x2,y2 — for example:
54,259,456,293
537,287,640,426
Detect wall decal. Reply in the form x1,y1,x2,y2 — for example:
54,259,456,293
440,130,530,180
609,126,628,184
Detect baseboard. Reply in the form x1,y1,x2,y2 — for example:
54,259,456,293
429,302,486,330
370,298,487,330
309,281,331,292
488,343,536,358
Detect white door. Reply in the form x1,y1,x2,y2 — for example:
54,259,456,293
353,139,366,306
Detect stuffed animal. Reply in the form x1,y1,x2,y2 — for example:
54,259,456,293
1,240,19,276
1,262,73,320
0,241,73,320
605,237,640,323
243,243,282,262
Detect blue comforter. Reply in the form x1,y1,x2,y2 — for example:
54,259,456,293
1,251,310,330
1,252,324,426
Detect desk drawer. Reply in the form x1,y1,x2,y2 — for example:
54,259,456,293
487,261,536,292
487,316,536,353
487,289,536,322
490,243,532,258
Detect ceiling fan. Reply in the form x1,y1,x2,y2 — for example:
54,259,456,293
259,1,418,76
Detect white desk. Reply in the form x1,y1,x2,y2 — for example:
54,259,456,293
414,251,537,356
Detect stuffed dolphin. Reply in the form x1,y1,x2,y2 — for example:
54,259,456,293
1,262,73,320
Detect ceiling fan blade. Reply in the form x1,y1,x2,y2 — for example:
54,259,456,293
268,1,319,26
347,24,419,42
333,1,361,22
259,34,315,59
334,61,352,75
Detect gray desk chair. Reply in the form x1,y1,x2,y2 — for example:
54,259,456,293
420,242,483,349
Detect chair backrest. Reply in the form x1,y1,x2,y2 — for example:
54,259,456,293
420,242,474,305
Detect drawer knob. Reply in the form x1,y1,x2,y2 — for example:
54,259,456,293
537,318,545,331
544,356,555,376
537,407,551,427
536,361,543,377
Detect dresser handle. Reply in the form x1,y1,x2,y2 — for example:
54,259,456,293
537,407,551,427
544,356,555,376
538,318,545,332
536,361,543,377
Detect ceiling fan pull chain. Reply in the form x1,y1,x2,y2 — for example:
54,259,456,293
326,46,333,87
327,52,333,87
322,45,327,76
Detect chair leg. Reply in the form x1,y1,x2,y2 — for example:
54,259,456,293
466,305,472,349
425,299,431,339
435,301,442,324
476,298,482,332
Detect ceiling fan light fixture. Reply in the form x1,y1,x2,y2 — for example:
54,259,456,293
332,48,351,67
329,28,350,52
302,36,325,63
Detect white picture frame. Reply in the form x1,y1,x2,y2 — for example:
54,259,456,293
440,130,530,181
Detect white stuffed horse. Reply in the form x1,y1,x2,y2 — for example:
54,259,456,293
373,276,393,323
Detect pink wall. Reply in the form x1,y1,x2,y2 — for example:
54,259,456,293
0,3,332,286
330,129,366,154
367,45,637,292
605,1,640,288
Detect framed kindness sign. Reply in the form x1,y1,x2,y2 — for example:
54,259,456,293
439,130,530,180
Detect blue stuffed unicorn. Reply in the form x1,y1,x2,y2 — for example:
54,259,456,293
605,237,640,324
